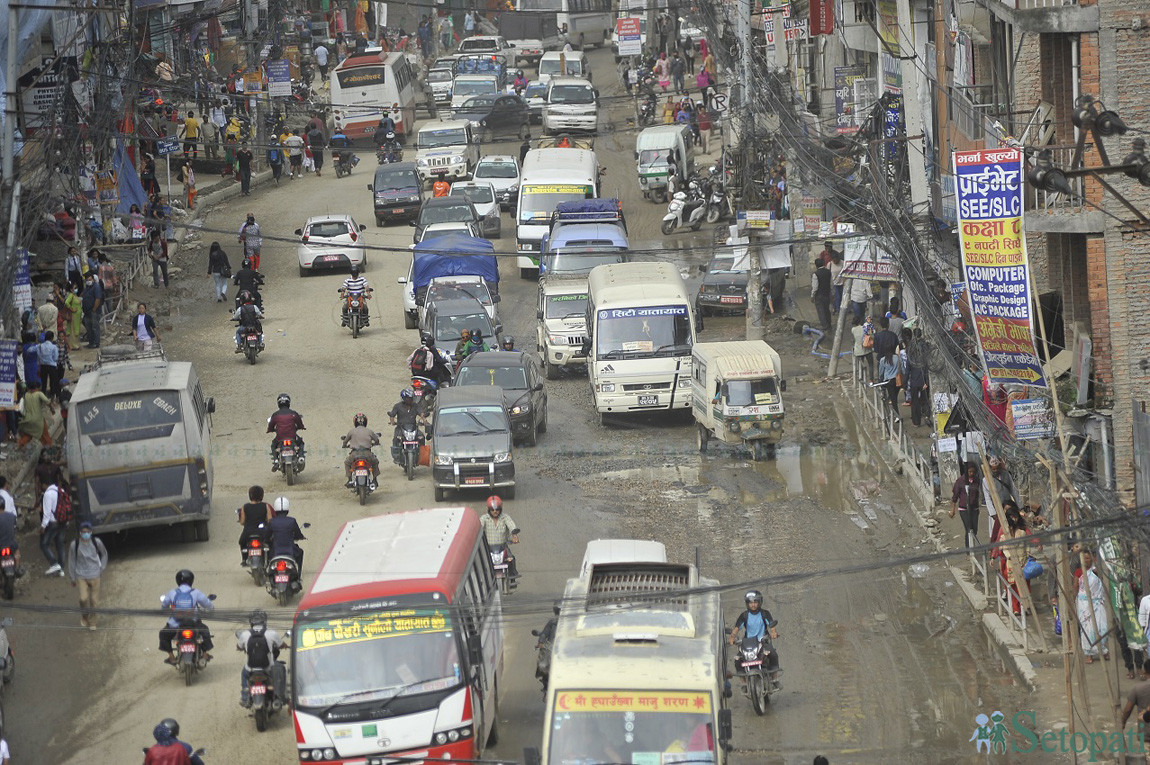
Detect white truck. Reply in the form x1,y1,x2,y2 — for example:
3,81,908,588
498,11,560,66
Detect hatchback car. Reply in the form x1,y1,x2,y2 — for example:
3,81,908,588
413,221,482,244
431,386,515,501
294,214,368,275
695,252,750,316
411,197,481,244
473,155,521,210
453,95,531,140
455,351,548,446
449,181,501,238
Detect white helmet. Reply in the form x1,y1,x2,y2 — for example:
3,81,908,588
273,496,290,514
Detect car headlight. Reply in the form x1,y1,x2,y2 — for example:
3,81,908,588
434,454,452,466
548,334,567,346
511,404,530,415
508,184,519,193
450,155,464,164
494,452,511,463
406,194,421,202
598,383,615,393
417,158,429,167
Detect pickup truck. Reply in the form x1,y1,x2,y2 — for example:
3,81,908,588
498,11,560,66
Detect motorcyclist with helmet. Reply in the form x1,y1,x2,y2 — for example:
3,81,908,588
341,413,381,487
480,495,519,586
387,388,427,465
338,264,373,326
267,393,306,469
329,127,352,170
159,569,215,665
265,496,305,575
499,335,515,352
729,589,781,689
462,327,489,357
232,256,264,308
407,331,453,387
512,69,528,95
236,609,289,708
232,290,264,352
145,718,203,765
374,114,397,144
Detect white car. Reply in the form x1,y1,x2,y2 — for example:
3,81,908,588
420,274,498,328
294,214,368,275
473,155,521,210
449,181,502,239
450,75,500,110
428,66,455,105
456,35,512,56
413,220,481,244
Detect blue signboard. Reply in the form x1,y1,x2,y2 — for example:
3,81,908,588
267,59,292,98
156,137,180,156
13,248,31,313
0,340,17,408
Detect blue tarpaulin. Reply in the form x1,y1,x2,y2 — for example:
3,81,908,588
113,137,148,215
412,234,499,289
555,198,621,216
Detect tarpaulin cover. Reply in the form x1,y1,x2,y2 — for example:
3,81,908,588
555,198,620,216
412,234,499,289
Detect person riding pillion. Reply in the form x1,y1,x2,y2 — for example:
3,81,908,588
232,290,264,352
408,331,452,387
265,496,305,574
342,412,381,487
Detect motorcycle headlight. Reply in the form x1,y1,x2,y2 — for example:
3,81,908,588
742,648,758,660
511,404,530,415
434,454,452,466
494,452,511,463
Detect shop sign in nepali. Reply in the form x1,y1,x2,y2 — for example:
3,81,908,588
833,65,866,135
955,148,1046,387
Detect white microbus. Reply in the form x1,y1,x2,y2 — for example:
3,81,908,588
516,0,613,48
516,148,599,277
527,542,730,765
329,51,418,141
586,261,697,420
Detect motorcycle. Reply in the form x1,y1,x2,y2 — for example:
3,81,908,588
661,181,707,235
398,425,425,481
702,172,732,224
272,436,305,486
376,143,402,165
236,627,289,733
347,446,379,505
411,375,438,416
488,529,520,595
0,546,17,600
333,150,355,178
171,598,215,687
236,323,263,365
530,606,559,694
736,634,781,715
340,289,370,338
241,532,266,587
266,555,302,607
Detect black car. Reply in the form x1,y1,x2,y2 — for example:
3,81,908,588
455,351,547,446
454,95,531,141
411,197,481,244
696,254,750,316
367,162,423,226
432,386,516,501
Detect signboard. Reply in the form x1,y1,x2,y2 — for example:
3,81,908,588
810,0,834,35
615,17,642,56
156,137,180,156
266,59,292,97
297,609,451,651
243,71,263,94
801,195,822,235
13,249,31,313
553,690,712,714
763,8,808,45
955,148,1046,386
737,210,774,230
950,282,967,318
19,62,68,133
841,237,898,281
94,170,119,204
0,341,18,408
833,66,866,135
1010,399,1054,440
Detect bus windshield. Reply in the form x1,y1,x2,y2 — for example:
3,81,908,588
77,392,183,445
519,185,594,220
543,251,625,275
595,305,692,359
294,609,461,710
545,293,588,319
420,128,468,148
547,691,716,765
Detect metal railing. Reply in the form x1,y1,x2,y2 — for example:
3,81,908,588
1026,144,1089,214
99,243,149,327
1011,0,1077,9
993,567,1029,651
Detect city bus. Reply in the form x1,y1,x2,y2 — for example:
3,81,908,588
516,147,599,278
526,541,731,764
329,51,418,141
516,0,613,48
586,261,697,421
291,507,504,764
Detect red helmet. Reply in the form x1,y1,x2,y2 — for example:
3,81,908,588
486,496,503,513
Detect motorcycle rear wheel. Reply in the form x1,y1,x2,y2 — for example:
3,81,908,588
252,567,266,588
254,705,268,732
276,590,289,607
2,576,12,601
285,464,295,486
359,483,367,506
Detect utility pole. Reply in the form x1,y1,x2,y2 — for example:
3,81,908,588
3,9,17,186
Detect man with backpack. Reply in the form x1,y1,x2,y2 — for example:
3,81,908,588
236,609,288,707
40,479,71,576
67,520,108,629
159,569,215,665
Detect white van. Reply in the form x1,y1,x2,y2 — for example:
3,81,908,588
515,148,599,277
538,50,591,82
635,124,695,203
542,77,599,135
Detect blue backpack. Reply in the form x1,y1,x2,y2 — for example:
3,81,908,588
172,586,196,613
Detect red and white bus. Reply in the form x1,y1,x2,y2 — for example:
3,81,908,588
291,506,504,764
329,51,418,141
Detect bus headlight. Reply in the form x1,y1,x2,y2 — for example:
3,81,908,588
494,452,512,463
323,750,336,761
434,732,448,745
434,454,452,466
447,730,460,742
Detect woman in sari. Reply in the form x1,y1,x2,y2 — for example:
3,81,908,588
1076,549,1111,663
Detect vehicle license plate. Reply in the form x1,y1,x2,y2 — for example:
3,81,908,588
322,254,342,262
465,477,485,485
250,684,266,694
741,659,762,667
355,469,368,476
247,334,259,341
280,449,294,457
403,441,419,447
249,549,262,558
493,564,508,571
179,643,197,653
638,395,659,406
275,574,289,583
1,561,13,570
720,295,744,303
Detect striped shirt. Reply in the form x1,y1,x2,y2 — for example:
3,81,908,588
342,276,369,293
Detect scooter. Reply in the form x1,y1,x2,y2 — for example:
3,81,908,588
241,532,266,587
735,634,781,715
661,181,707,235
703,172,732,224
339,288,371,338
347,446,379,505
266,555,301,607
272,437,305,486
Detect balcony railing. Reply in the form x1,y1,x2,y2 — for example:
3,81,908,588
1012,0,1077,8
1025,144,1089,214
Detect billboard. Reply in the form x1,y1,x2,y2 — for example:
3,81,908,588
955,148,1046,386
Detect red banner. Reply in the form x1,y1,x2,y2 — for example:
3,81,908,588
810,0,834,36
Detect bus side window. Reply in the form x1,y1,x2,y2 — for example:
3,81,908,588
460,568,480,636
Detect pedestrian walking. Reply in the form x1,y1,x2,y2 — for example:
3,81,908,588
38,331,60,401
238,213,263,270
848,278,870,323
949,463,982,549
40,478,69,576
851,314,874,382
81,272,103,348
284,131,304,179
179,111,201,160
177,160,196,209
67,520,108,630
683,35,695,73
140,154,161,197
236,144,254,195
1077,549,1111,663
315,43,330,79
696,68,713,109
59,282,81,350
904,332,929,427
696,103,712,153
439,13,454,51
828,250,844,314
267,139,284,185
464,8,475,36
148,229,169,288
810,256,833,331
201,115,220,161
670,52,686,94
418,16,432,57
132,303,161,352
21,330,40,388
64,246,84,293
207,242,232,302
17,382,54,449
307,126,326,176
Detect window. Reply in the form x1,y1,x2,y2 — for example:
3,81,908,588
192,383,207,427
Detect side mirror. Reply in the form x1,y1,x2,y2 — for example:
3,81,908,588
536,310,543,320
397,276,408,284
718,709,733,744
359,224,367,231
508,42,516,48
303,522,312,529
634,151,639,161
533,382,544,391
294,228,302,235
531,629,540,637
468,639,483,667
208,594,218,601
581,339,591,355
409,220,417,226
206,397,216,414
367,184,374,191
779,379,787,392
511,527,521,534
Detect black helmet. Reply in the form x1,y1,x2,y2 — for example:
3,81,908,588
249,609,268,632
400,387,414,402
745,590,763,607
160,718,180,737
421,331,435,347
486,495,503,513
349,264,360,278
354,412,368,427
471,327,484,339
175,569,194,587
242,257,252,269
277,393,291,408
